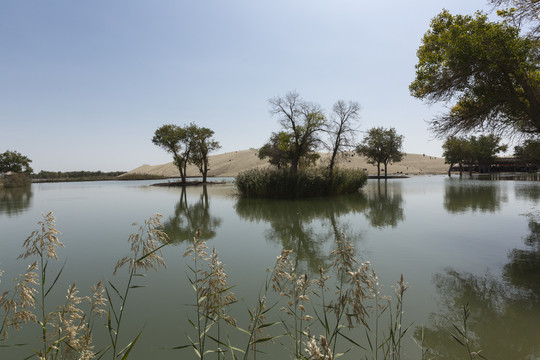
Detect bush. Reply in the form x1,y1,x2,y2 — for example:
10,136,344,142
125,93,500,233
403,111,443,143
2,173,31,188
234,167,367,198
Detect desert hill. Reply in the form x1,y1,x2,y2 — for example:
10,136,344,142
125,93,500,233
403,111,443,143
124,149,448,178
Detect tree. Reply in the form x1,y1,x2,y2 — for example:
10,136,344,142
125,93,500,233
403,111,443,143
410,10,540,138
442,136,471,176
356,127,404,179
189,126,221,183
0,150,33,174
152,124,197,183
491,0,540,38
470,134,508,173
326,100,361,176
267,91,327,175
258,131,292,170
514,139,540,166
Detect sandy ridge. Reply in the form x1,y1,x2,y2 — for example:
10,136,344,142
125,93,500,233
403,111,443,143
125,149,448,178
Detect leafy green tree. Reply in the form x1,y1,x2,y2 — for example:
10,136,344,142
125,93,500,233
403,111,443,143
356,127,404,178
410,10,540,137
258,131,293,170
268,91,327,175
189,126,221,183
470,134,508,173
442,136,472,176
0,150,33,174
514,139,540,166
326,100,361,176
152,123,197,183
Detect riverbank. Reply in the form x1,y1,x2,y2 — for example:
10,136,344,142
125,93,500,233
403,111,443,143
123,149,448,178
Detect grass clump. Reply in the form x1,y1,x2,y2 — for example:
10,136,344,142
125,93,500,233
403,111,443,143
1,173,31,188
234,167,367,198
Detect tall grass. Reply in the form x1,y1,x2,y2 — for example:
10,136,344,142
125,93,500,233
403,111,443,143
234,167,367,198
1,212,487,359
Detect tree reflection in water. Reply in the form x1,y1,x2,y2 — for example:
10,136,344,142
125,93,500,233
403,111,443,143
0,185,33,217
443,179,507,214
418,212,540,359
362,180,404,228
163,185,222,244
235,195,367,274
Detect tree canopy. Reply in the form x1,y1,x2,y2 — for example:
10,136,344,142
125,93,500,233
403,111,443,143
514,139,540,166
442,136,471,176
356,127,404,178
266,91,327,175
261,93,360,175
490,0,540,38
189,126,221,183
152,123,220,183
410,10,540,138
0,150,33,174
442,134,507,175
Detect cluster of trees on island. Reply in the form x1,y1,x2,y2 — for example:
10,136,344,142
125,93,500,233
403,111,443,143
153,91,407,197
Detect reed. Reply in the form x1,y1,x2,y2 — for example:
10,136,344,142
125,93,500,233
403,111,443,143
234,167,367,198
1,212,490,359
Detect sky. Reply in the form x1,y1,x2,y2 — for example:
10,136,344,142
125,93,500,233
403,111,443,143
0,0,499,172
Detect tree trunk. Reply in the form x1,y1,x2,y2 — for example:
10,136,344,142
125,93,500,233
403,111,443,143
377,162,381,178
202,159,208,183
384,162,388,179
329,147,338,177
448,163,454,177
290,156,299,176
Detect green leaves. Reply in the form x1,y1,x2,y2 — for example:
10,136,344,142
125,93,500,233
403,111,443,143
411,9,540,137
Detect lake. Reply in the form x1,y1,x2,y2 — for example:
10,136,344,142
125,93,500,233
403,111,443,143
1,176,539,359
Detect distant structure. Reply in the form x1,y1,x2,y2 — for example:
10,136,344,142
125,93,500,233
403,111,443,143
452,157,538,173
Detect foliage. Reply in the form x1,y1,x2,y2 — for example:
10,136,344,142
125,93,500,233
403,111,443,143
442,136,472,176
234,167,367,198
326,100,361,175
152,123,220,183
266,91,327,175
443,134,507,175
514,138,540,166
32,170,127,182
470,134,508,172
258,131,293,169
152,123,196,183
2,173,31,188
0,150,33,174
491,0,540,38
188,126,221,183
410,10,540,137
356,127,404,178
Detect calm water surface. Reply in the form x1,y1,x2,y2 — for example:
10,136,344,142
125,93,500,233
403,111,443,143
1,176,539,359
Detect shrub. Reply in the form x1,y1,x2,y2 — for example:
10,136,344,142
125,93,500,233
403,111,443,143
2,173,31,188
234,167,367,198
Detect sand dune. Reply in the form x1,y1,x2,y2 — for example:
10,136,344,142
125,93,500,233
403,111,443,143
125,149,448,178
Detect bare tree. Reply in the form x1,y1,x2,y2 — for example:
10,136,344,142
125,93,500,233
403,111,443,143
268,91,327,175
326,100,361,175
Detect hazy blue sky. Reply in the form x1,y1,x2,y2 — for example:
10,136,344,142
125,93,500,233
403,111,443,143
1,0,495,172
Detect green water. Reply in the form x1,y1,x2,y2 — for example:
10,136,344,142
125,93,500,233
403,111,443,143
0,176,539,359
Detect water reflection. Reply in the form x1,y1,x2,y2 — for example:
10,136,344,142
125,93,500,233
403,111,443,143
515,183,540,203
163,185,222,244
235,195,367,273
417,212,540,359
0,186,33,217
444,179,507,213
362,180,404,228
